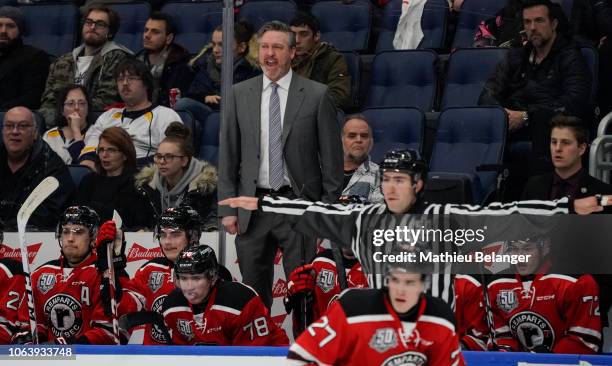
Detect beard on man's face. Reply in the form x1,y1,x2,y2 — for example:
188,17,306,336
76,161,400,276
83,31,107,48
0,33,16,49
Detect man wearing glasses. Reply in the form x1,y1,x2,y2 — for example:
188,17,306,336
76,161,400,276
38,5,132,126
0,106,73,230
80,58,182,168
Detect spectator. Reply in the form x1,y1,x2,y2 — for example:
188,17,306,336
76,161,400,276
42,85,93,164
135,122,217,230
290,11,351,110
479,0,592,175
75,127,152,230
80,58,182,167
341,114,383,203
522,115,612,199
136,12,193,107
0,106,74,230
39,5,132,126
175,21,260,124
0,6,49,111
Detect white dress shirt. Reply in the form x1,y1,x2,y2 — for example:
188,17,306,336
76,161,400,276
258,69,292,189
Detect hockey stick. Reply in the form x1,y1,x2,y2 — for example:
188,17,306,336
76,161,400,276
16,176,60,344
478,263,499,351
106,210,122,344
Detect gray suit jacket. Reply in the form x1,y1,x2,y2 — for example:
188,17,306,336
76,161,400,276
218,73,343,233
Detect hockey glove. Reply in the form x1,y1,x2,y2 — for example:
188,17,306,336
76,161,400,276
286,264,316,297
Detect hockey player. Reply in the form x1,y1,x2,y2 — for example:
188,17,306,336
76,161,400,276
454,274,489,351
287,247,465,366
117,205,203,344
161,244,289,346
13,206,118,344
221,149,605,302
487,238,602,353
285,247,368,337
0,223,26,344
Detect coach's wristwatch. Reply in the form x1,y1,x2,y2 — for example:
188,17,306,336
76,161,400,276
521,111,529,126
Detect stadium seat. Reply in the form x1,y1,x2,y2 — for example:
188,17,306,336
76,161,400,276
376,0,447,52
441,47,508,109
198,111,220,166
68,164,93,187
238,0,297,30
580,46,598,100
311,0,371,52
174,109,200,155
361,107,425,164
161,1,223,54
340,51,362,110
18,3,78,56
109,2,151,52
452,0,506,49
429,107,507,204
365,50,437,111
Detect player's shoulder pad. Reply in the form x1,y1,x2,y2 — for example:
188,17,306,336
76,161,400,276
422,294,456,330
34,259,61,272
338,288,387,317
161,288,189,313
214,281,258,311
0,258,25,277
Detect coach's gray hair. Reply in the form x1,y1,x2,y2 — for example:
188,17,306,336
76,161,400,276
257,21,296,48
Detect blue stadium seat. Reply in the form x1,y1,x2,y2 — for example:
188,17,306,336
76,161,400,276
109,2,151,52
452,0,505,49
238,0,297,30
441,47,508,109
365,50,437,111
161,1,223,54
580,46,598,100
340,51,362,109
174,109,200,155
311,0,371,52
361,107,425,164
376,0,447,52
18,3,78,56
68,164,93,187
429,107,507,204
198,111,220,165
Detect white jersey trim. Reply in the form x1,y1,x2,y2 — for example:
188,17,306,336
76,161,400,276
210,304,241,316
569,326,602,339
0,263,13,278
346,314,394,324
539,274,577,283
420,315,455,332
162,306,192,317
289,343,332,366
488,278,518,287
455,274,481,287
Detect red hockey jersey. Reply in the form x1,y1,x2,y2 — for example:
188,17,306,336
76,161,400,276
309,250,368,320
488,274,601,353
0,258,25,344
162,281,289,346
288,289,465,366
24,255,115,344
118,257,175,344
454,274,489,351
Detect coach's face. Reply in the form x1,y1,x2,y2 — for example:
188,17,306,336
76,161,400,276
259,30,295,82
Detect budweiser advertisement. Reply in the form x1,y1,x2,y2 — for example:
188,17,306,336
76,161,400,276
0,242,42,264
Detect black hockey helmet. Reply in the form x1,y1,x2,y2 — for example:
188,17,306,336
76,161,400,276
155,205,202,246
380,149,427,183
56,205,100,239
174,244,219,280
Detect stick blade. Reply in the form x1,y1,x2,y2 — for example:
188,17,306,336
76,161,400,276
17,176,60,233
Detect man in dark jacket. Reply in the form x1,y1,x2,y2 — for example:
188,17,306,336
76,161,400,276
0,107,74,230
0,6,49,111
136,12,194,107
522,114,612,200
479,0,592,174
290,11,351,111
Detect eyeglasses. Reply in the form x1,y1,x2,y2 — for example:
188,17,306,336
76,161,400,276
64,100,88,109
61,227,87,236
84,19,109,30
97,147,121,155
116,75,142,83
2,122,34,132
154,154,185,163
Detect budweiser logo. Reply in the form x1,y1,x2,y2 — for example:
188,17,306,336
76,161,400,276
272,314,287,329
272,278,288,298
0,243,42,264
274,249,283,265
127,243,163,262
